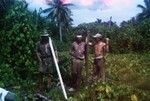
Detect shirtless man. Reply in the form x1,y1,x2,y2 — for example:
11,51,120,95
92,33,107,81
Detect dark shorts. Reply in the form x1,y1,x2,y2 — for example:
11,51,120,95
94,58,105,79
94,58,105,68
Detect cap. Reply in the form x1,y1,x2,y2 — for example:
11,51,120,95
93,33,102,38
41,30,49,37
76,35,82,38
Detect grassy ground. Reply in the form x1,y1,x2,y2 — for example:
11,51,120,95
49,53,150,101
14,52,150,100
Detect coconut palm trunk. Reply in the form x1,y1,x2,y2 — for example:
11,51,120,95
59,24,63,42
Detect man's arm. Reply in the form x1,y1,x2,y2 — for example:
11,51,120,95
70,43,75,57
103,43,107,56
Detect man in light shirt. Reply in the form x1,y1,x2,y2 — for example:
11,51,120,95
70,35,86,90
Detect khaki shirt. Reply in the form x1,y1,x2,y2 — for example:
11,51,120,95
71,42,86,60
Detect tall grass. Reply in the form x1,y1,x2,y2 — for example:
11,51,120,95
68,53,150,101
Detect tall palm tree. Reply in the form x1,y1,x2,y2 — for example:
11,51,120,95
137,0,150,20
42,0,73,41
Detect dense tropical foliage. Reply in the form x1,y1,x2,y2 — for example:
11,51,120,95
0,0,150,100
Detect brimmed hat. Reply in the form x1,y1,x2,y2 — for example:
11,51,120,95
93,33,102,38
41,30,49,37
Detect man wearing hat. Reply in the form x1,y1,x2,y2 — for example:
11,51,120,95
36,30,58,93
70,34,86,90
92,33,107,81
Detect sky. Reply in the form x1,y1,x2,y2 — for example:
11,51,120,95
26,0,144,26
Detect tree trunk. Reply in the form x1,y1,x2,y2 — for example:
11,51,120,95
59,25,63,42
85,31,90,84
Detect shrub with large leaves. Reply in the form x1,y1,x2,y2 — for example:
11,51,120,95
0,1,40,83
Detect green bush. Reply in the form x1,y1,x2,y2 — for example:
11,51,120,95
0,0,40,89
68,53,150,101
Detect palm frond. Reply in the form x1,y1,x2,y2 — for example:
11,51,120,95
42,7,53,13
144,0,150,9
137,12,147,20
42,0,73,29
47,10,54,18
137,4,146,11
147,0,150,9
63,3,74,7
137,0,150,20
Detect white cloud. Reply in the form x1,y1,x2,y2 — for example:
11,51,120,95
72,0,142,26
25,0,143,26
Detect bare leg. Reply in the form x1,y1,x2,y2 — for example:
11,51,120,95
94,59,100,78
101,59,106,82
